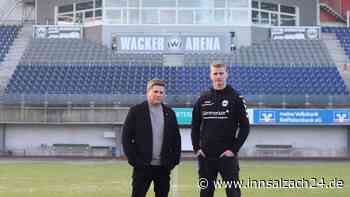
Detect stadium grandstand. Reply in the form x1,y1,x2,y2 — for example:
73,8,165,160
0,0,349,159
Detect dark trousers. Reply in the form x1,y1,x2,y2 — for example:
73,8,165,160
131,165,171,197
198,156,240,197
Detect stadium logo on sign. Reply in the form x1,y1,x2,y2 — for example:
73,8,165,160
306,28,318,40
333,112,350,123
259,111,276,123
36,27,47,38
167,38,182,50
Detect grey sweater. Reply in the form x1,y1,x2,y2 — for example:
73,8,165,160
149,103,164,165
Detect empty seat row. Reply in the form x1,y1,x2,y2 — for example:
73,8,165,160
0,25,21,64
327,27,350,60
20,37,334,67
5,64,349,96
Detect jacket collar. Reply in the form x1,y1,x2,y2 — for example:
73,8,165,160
210,84,235,94
141,101,167,111
141,101,169,129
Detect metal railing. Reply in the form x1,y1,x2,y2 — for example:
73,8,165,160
320,0,342,16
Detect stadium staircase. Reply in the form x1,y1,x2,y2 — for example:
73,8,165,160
322,32,350,93
0,23,31,94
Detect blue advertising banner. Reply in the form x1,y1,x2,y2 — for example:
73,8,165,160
173,108,192,125
254,109,350,125
173,108,350,126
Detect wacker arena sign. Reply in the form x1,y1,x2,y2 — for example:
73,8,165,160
113,34,227,52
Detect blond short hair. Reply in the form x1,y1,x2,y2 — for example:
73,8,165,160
147,79,166,91
210,62,227,70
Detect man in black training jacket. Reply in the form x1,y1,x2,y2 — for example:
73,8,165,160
122,79,181,197
192,63,250,197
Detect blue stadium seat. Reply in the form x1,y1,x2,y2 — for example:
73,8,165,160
326,27,350,59
0,25,20,64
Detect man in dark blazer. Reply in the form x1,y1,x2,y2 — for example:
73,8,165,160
122,79,182,197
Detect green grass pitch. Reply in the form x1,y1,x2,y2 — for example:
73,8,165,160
0,160,349,197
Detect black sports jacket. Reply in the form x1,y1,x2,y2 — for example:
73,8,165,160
191,85,250,158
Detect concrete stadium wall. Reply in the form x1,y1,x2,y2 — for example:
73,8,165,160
180,125,349,157
2,123,349,158
245,125,348,157
0,125,4,153
251,27,270,44
0,106,350,157
0,107,348,158
3,124,121,156
0,107,129,124
84,25,103,45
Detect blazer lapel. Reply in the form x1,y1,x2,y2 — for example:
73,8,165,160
143,102,153,135
162,104,169,139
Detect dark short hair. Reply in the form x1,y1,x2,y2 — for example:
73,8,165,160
147,79,166,91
